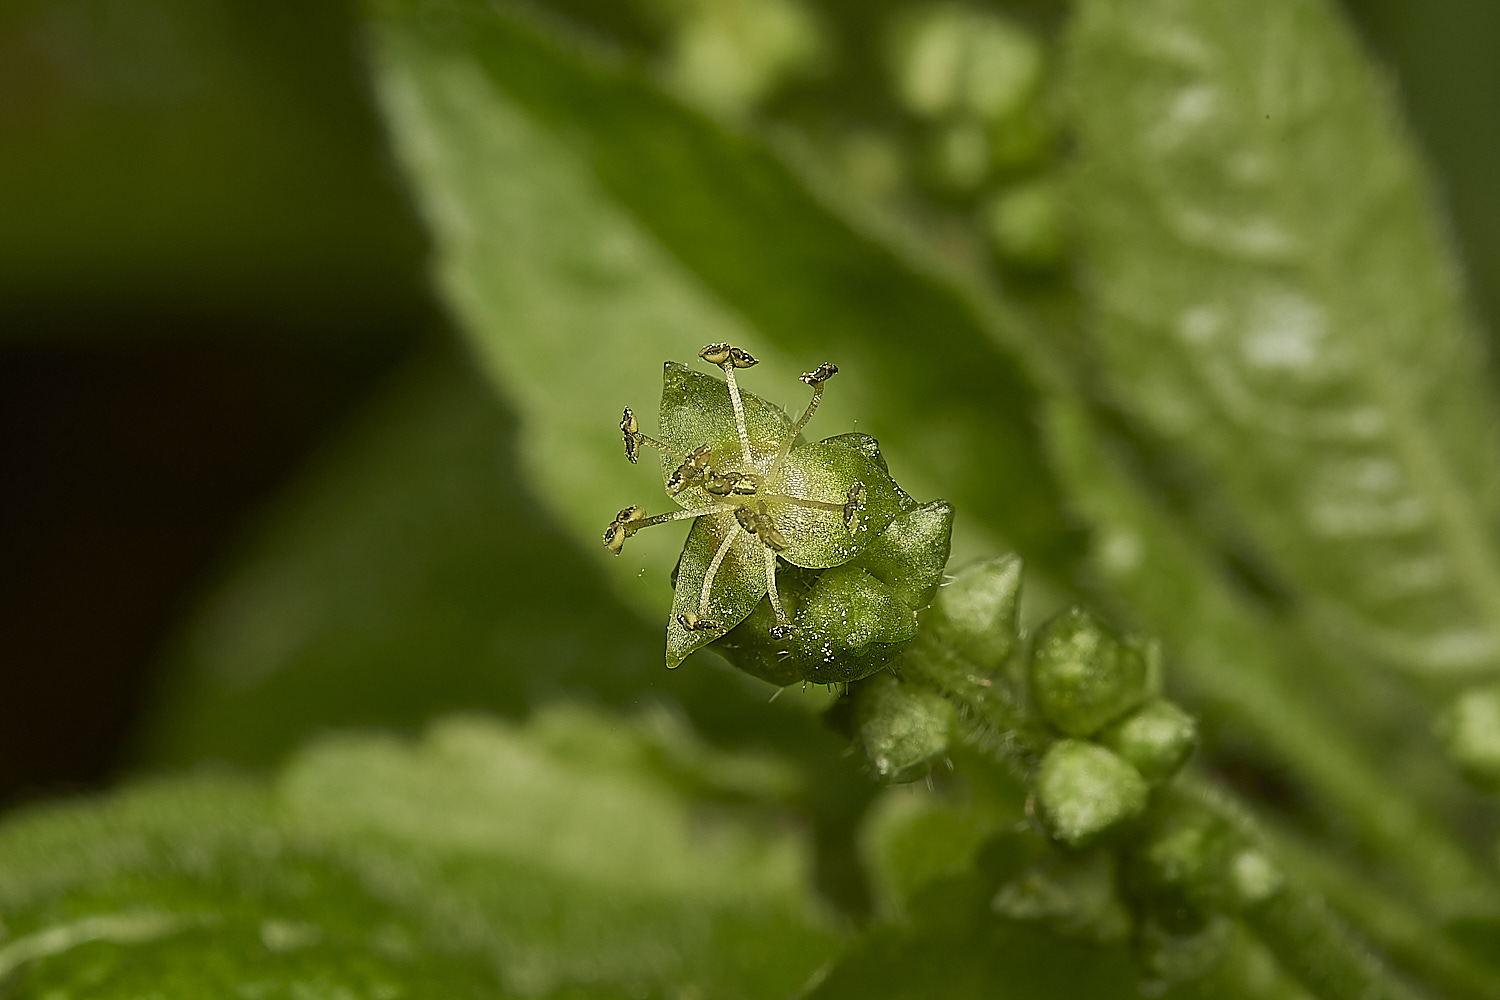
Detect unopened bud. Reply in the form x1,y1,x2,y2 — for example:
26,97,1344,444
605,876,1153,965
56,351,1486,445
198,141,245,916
1098,698,1197,783
854,673,955,782
1030,608,1148,737
1035,739,1147,847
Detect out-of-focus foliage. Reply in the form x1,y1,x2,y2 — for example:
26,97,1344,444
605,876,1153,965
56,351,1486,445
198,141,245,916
7,0,1500,997
0,0,429,338
0,708,838,998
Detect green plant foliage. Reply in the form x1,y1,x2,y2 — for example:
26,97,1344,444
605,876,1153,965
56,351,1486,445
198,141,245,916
1068,0,1500,681
0,708,839,999
14,0,1500,996
0,0,429,338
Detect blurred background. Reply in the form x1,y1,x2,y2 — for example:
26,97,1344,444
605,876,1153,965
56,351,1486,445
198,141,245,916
1,0,1497,807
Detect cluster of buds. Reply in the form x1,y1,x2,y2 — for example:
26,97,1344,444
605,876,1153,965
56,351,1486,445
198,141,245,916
606,344,953,680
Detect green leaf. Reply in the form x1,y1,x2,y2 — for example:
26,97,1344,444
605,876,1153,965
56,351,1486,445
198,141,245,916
363,0,1085,635
1,707,840,998
1067,0,1500,679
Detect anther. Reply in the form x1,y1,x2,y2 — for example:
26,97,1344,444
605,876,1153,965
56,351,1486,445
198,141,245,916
699,343,733,366
704,471,761,497
603,505,647,555
734,504,787,551
844,482,866,533
800,363,837,385
667,444,714,494
677,611,719,631
620,408,640,464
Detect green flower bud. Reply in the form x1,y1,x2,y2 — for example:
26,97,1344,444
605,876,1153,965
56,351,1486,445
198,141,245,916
1098,698,1198,784
1029,608,1149,737
1126,799,1283,927
992,847,1132,943
1136,915,1235,994
888,6,1043,124
609,349,951,681
926,554,1022,672
1035,739,1148,847
983,178,1066,269
853,673,956,782
1437,683,1500,791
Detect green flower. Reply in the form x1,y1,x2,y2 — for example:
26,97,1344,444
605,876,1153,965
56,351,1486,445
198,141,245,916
607,345,952,681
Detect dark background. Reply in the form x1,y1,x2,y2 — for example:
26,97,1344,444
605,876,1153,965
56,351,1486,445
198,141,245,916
1,0,1496,806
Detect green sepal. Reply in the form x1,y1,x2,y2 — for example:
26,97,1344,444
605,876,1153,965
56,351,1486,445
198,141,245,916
713,564,919,686
851,500,955,610
666,515,768,668
925,554,1023,673
817,431,890,472
1029,608,1149,737
768,439,913,569
853,674,957,782
1034,739,1148,848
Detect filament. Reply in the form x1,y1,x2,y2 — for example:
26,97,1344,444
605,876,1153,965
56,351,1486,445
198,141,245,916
698,529,738,617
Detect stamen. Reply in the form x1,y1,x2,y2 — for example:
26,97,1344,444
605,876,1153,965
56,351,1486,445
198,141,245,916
621,407,687,463
722,364,755,466
699,343,757,467
770,363,836,476
603,503,735,554
698,529,739,618
634,503,737,529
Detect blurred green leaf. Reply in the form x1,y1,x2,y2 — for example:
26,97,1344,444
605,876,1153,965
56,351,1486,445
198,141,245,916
363,0,1086,624
1067,0,1500,680
2,706,840,998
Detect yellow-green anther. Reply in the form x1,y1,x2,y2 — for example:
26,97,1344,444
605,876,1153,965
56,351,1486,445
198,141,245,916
620,407,640,463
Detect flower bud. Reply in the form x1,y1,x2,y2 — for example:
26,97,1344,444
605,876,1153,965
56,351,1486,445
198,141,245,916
1098,698,1197,784
925,554,1022,672
1437,683,1500,791
992,847,1132,943
1126,798,1283,925
853,674,956,782
1035,739,1148,847
1029,608,1148,737
1136,915,1235,993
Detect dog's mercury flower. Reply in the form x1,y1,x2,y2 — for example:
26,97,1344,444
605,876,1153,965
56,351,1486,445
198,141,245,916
607,345,954,681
